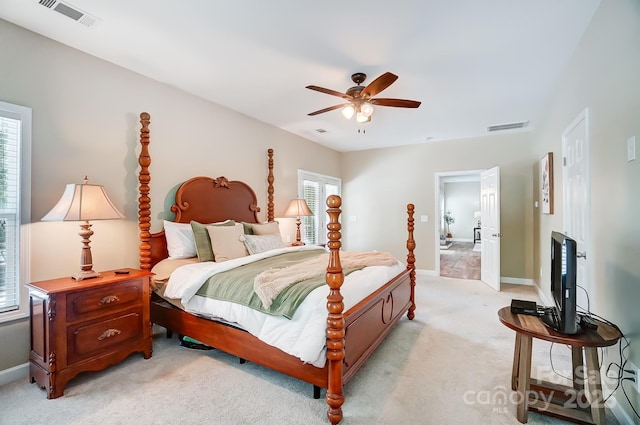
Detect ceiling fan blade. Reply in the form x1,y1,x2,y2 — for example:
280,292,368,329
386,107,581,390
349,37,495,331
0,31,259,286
308,103,350,116
371,98,421,108
361,72,398,98
306,85,353,100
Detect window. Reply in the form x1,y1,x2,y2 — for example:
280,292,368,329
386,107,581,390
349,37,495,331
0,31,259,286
0,101,31,322
298,170,341,245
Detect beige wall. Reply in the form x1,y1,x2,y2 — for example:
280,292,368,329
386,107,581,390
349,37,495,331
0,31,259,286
444,181,480,241
0,19,340,371
340,132,535,278
532,0,640,418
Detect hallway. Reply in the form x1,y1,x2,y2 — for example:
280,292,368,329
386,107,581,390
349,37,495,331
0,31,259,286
440,241,481,280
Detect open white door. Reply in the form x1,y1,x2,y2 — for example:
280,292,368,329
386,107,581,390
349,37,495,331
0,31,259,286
562,109,590,309
481,166,501,291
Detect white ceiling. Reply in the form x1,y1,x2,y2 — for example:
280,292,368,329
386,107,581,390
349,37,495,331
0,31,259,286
0,0,600,152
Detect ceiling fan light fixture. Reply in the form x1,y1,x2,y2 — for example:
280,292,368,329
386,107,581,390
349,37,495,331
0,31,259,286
306,71,419,123
356,111,370,123
341,104,355,119
360,102,374,118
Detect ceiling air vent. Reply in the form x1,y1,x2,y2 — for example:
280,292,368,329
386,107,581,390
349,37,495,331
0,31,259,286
487,121,529,132
315,129,327,134
38,0,100,27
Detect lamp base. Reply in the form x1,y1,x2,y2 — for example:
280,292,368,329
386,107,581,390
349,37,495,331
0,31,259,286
72,269,102,281
291,241,305,246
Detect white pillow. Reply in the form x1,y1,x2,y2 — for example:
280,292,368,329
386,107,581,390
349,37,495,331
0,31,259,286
242,234,286,255
163,220,197,259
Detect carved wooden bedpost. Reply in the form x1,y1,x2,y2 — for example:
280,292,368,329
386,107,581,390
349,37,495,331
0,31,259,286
267,148,274,222
138,112,152,270
325,195,344,425
406,203,416,320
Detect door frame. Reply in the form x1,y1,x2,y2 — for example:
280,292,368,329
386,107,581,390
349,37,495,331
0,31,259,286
434,170,484,276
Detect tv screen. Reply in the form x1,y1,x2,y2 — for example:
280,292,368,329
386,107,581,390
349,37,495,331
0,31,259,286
548,231,579,334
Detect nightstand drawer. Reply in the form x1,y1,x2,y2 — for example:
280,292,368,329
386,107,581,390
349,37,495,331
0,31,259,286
67,310,143,364
67,280,143,322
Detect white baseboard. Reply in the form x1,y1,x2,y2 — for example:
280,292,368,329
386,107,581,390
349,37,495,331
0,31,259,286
417,271,537,284
501,277,535,286
532,282,553,306
0,363,28,387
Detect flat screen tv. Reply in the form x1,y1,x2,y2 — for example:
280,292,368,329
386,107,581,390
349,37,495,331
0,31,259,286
544,231,579,334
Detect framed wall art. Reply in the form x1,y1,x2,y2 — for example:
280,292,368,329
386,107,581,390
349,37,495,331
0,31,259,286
540,152,554,214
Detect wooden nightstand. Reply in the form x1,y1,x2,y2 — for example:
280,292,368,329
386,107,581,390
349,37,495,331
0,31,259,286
27,268,153,398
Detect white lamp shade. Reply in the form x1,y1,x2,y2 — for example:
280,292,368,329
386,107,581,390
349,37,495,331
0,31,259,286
283,198,313,218
474,211,482,219
341,104,355,119
360,102,374,117
356,112,371,123
42,181,125,222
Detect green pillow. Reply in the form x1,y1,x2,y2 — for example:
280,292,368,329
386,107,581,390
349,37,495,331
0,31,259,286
241,222,255,235
191,220,236,262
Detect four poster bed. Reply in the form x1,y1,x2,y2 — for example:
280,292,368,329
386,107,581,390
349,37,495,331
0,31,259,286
136,112,416,424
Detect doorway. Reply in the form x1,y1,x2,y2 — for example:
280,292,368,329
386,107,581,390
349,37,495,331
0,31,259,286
435,171,483,280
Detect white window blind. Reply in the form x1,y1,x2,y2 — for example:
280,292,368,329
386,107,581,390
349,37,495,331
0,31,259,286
302,180,320,244
0,101,30,320
298,170,341,245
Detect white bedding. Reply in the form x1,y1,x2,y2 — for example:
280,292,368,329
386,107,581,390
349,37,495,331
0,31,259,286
162,245,405,367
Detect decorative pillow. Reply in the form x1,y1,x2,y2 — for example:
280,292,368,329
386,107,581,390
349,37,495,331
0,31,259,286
163,221,196,259
207,223,249,262
251,221,281,235
242,234,286,255
191,220,236,262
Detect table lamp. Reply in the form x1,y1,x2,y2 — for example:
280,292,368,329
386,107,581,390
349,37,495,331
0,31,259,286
283,198,313,246
42,176,124,281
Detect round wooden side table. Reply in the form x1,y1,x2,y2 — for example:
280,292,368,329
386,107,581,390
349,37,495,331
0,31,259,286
498,306,621,424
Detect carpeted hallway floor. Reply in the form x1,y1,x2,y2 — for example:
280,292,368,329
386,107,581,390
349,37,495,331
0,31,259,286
440,241,481,280
0,275,623,424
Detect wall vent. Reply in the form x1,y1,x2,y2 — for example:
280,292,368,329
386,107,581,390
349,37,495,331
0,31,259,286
38,0,100,27
487,121,529,132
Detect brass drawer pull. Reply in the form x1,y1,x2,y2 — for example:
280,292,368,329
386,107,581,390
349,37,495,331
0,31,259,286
99,295,120,305
98,329,122,341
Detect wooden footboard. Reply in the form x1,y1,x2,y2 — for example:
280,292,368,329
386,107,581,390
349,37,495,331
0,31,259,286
342,269,412,382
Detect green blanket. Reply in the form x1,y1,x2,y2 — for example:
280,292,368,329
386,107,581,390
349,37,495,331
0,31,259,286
196,250,328,319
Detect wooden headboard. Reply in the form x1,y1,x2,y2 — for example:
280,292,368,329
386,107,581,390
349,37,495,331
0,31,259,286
170,176,261,224
137,112,275,269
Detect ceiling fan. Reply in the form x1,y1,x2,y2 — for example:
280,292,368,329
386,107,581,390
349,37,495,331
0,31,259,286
306,72,421,123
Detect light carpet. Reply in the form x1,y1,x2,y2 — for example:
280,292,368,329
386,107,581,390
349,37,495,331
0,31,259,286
0,275,622,425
